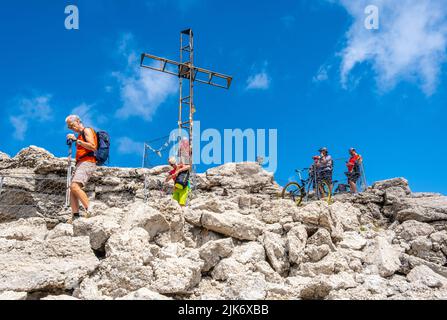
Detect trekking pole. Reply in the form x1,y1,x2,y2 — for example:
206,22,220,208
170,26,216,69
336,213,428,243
65,139,73,207
360,162,368,192
0,176,4,197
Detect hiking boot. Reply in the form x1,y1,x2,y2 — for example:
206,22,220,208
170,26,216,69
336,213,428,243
82,202,95,218
67,213,80,224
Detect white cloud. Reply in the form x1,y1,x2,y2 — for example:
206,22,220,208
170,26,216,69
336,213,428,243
117,136,144,155
113,33,177,121
9,94,53,140
246,72,271,90
333,0,447,95
313,65,331,83
71,103,107,128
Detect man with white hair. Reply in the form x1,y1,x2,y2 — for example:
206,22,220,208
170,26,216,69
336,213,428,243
165,156,191,206
65,114,97,222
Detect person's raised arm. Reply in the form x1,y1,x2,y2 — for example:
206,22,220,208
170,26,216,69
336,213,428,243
77,128,97,151
176,164,191,174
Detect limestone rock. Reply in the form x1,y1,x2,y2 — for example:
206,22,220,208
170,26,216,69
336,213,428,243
73,215,121,251
75,228,158,299
0,291,28,300
307,228,336,251
365,237,401,278
199,238,234,272
123,203,170,240
262,232,289,276
0,151,10,161
329,202,361,232
395,220,435,241
339,232,367,250
151,246,204,294
257,199,301,224
3,145,447,300
0,218,48,241
190,196,226,213
407,265,447,288
211,257,247,281
292,201,344,242
232,241,266,265
286,225,308,265
117,288,172,300
395,195,447,223
205,162,274,191
372,178,411,194
224,272,267,300
46,223,74,240
0,236,99,292
41,295,80,300
201,211,265,241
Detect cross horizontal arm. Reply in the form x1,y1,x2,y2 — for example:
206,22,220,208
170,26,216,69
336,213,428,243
141,53,233,89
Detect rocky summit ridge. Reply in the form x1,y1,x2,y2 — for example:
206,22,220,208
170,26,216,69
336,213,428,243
0,146,446,300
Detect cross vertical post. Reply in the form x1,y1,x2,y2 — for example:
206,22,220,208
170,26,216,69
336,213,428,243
140,29,233,177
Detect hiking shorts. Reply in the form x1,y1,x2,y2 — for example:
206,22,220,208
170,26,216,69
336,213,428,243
318,170,333,185
347,171,361,184
173,186,190,206
72,161,96,187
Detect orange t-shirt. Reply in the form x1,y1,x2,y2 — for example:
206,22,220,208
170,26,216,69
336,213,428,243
347,154,361,172
75,128,97,164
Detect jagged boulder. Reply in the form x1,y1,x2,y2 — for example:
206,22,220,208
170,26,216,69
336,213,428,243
0,151,10,162
292,201,344,242
203,162,276,192
262,232,289,276
74,216,121,251
339,232,367,250
0,236,99,293
394,195,447,223
199,238,234,272
286,225,308,265
116,288,172,300
0,291,28,300
11,146,66,173
372,178,411,194
201,210,265,241
122,202,170,240
46,223,73,240
2,146,447,300
75,228,157,299
394,220,435,241
224,272,268,300
150,244,204,294
407,265,447,288
0,218,48,241
364,237,402,278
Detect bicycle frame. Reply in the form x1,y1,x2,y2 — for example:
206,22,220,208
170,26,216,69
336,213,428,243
295,168,323,202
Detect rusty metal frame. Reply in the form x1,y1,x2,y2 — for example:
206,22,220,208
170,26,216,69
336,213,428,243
140,29,233,169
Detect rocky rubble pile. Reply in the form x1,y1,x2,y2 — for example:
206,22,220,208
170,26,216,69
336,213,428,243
0,146,446,300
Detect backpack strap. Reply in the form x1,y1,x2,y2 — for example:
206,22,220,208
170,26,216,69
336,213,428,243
77,128,96,163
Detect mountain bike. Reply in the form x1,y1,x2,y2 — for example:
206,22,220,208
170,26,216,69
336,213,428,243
281,168,332,206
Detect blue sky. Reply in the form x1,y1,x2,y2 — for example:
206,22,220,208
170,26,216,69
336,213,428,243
1,0,446,194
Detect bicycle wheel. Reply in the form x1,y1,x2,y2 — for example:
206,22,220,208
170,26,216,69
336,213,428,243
317,180,332,204
282,182,305,206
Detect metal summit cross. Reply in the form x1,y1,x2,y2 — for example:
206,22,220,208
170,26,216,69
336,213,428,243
140,29,233,166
